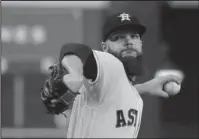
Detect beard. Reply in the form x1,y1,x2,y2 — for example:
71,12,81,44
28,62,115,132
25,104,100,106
108,49,144,77
120,55,143,76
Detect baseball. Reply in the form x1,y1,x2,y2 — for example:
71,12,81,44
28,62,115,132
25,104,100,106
164,81,181,95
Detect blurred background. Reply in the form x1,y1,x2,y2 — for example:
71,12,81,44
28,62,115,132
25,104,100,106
1,1,198,138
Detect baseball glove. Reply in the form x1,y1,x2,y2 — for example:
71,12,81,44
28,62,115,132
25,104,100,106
40,63,79,115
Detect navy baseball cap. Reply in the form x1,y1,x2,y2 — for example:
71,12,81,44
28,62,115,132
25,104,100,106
102,12,146,41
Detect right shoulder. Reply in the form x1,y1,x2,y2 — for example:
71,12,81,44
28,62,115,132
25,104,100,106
93,50,123,67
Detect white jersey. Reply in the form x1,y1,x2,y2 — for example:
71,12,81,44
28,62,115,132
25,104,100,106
67,50,143,138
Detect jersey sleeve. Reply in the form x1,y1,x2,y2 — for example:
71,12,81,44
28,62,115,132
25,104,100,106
59,43,97,81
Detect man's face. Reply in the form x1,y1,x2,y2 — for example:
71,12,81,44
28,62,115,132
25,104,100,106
103,30,143,59
102,30,143,76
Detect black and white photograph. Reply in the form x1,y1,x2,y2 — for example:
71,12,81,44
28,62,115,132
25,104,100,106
1,1,198,138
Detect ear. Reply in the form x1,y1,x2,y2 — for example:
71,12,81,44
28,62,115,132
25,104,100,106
101,42,108,52
140,40,143,47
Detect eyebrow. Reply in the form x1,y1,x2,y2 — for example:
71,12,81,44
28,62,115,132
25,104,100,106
111,32,139,35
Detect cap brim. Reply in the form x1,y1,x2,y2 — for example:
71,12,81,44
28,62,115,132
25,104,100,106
110,24,146,37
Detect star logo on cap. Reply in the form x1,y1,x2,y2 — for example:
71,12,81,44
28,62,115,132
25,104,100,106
118,12,131,22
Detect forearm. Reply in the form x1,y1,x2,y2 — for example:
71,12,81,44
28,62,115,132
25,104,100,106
134,79,156,95
134,83,149,95
61,55,84,93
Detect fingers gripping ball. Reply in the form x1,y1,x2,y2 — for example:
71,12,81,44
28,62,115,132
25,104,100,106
163,81,181,96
